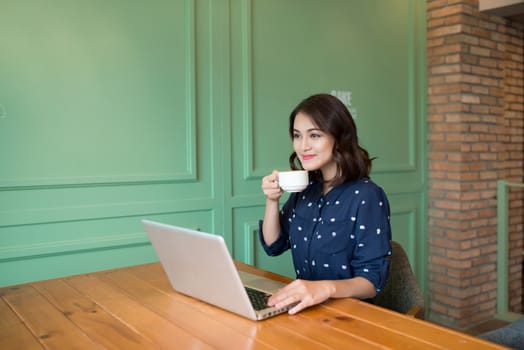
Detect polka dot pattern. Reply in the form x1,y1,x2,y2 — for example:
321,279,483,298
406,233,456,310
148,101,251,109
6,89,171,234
260,178,392,292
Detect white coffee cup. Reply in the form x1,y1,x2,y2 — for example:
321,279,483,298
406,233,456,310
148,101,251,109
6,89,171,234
278,170,309,193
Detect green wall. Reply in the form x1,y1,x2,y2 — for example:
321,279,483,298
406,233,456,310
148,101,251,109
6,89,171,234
0,0,427,290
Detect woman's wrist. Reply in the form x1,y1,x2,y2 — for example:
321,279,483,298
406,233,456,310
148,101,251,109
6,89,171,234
265,197,280,205
326,280,338,298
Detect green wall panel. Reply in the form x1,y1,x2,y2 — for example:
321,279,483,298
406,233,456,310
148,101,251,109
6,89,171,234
0,0,426,290
230,0,424,197
0,209,215,286
232,206,295,279
0,0,197,187
0,0,218,287
0,244,158,288
229,0,427,286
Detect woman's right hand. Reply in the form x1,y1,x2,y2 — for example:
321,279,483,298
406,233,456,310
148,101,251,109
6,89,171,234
261,170,282,201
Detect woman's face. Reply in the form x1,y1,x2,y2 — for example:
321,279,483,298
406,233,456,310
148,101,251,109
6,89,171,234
292,112,337,180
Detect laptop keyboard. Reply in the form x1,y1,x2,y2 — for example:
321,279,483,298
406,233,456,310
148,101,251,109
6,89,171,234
245,287,270,310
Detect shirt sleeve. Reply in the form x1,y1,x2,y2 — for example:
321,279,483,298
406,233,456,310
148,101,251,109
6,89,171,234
258,193,300,256
258,219,290,256
350,186,392,293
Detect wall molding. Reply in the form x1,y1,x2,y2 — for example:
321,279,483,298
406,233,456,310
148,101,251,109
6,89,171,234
392,206,418,260
0,0,197,191
240,0,420,179
241,220,258,265
240,0,259,181
0,196,216,228
0,232,149,262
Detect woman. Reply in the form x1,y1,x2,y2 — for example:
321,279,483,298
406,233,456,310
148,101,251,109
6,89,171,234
259,93,392,314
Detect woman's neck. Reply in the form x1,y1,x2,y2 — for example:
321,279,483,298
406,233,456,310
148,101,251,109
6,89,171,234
322,180,334,195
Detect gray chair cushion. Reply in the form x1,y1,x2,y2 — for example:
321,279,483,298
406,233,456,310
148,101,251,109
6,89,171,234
479,317,524,350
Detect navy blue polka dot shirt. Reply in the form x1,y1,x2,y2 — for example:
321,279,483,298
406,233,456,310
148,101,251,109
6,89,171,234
259,178,392,293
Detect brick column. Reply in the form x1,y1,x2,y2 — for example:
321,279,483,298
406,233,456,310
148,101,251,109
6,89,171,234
427,0,523,328
504,16,524,315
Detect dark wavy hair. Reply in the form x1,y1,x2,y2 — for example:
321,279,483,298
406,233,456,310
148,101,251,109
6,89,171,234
288,93,373,187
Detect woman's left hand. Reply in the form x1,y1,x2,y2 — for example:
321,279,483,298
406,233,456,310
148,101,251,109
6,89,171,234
267,279,335,315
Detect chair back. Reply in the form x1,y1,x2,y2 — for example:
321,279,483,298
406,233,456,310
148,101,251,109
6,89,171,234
374,241,424,318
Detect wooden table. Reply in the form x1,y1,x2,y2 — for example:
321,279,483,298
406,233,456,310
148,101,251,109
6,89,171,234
0,262,509,349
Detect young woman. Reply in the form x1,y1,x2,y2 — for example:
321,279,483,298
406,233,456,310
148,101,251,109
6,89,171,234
259,93,392,314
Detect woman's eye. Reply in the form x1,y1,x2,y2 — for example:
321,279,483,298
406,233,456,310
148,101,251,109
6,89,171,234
310,133,321,138
293,133,301,139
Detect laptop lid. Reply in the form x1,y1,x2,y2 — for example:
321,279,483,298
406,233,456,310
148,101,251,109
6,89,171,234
142,219,290,320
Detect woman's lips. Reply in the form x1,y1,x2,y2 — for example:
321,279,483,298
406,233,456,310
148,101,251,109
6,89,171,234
302,154,315,161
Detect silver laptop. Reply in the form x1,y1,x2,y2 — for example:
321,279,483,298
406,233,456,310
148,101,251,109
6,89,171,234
142,219,293,321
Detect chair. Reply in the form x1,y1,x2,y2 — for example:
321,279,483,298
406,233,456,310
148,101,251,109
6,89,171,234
479,317,524,350
373,240,425,319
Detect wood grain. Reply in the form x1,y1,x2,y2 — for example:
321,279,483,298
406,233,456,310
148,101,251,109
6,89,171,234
0,262,510,350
